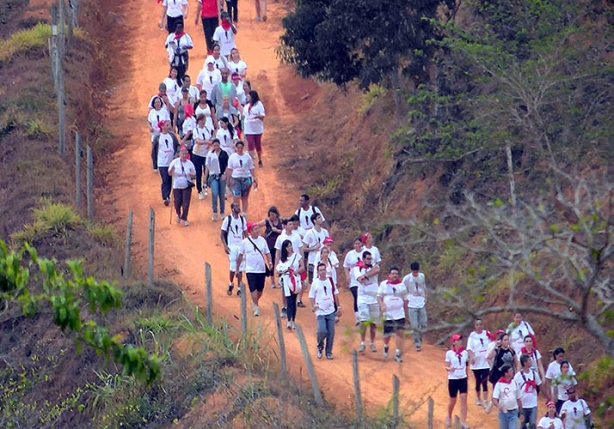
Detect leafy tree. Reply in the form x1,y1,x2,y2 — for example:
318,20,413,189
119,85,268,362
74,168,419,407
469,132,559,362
0,240,160,384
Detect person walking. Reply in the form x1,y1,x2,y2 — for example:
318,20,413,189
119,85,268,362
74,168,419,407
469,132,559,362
377,267,407,362
236,222,272,316
165,23,193,83
159,0,188,34
212,11,237,57
204,138,229,220
295,194,325,230
148,96,171,170
560,386,593,429
445,334,470,428
513,354,542,429
168,145,196,226
195,0,221,52
551,360,577,414
466,318,492,407
301,212,329,305
243,90,265,166
518,335,548,400
343,236,364,325
507,311,536,355
492,364,523,429
274,217,304,317
211,69,238,118
403,261,427,351
226,140,257,215
228,48,247,78
354,250,380,353
152,120,179,206
225,0,238,23
254,0,267,22
360,232,381,263
196,58,222,102
486,332,517,413
309,262,341,360
216,116,237,154
257,206,282,289
545,347,576,405
276,239,303,330
220,202,247,295
191,113,213,200
537,401,564,429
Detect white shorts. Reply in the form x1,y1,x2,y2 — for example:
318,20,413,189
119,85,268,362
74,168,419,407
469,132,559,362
358,302,380,324
229,246,246,272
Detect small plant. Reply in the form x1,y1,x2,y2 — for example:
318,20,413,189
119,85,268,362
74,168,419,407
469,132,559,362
87,223,118,246
23,118,55,140
32,199,82,236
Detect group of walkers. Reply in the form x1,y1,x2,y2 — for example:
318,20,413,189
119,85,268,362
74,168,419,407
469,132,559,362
146,4,595,429
445,314,593,429
149,0,266,226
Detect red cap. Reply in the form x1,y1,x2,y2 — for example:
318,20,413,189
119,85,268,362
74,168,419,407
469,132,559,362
451,334,463,342
179,144,188,152
361,232,370,244
546,400,555,408
323,237,334,245
247,222,257,233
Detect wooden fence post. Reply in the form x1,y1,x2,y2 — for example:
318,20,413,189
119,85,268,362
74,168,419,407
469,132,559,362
294,323,323,406
427,396,434,429
205,262,213,325
50,4,58,88
57,0,66,155
123,210,133,278
75,132,81,207
148,207,155,285
272,302,287,376
392,374,399,428
352,349,363,422
86,145,93,218
240,282,247,341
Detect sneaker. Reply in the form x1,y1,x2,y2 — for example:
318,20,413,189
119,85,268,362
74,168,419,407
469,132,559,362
183,220,189,227
475,398,482,406
270,282,277,289
203,188,208,196
212,213,218,221
286,321,292,330
416,344,422,352
227,284,234,296
445,416,451,428
258,160,263,167
358,342,366,353
317,348,323,359
255,15,261,21
262,15,267,22
280,307,287,318
237,285,242,296
326,353,333,360
297,301,306,308
370,342,376,352
253,306,260,317
291,322,296,330
153,168,158,172
485,401,493,414
394,350,403,362
198,192,204,200
175,215,180,224
383,345,389,359
163,198,170,206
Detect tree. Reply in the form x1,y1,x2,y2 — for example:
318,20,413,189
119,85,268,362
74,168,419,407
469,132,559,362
0,241,161,384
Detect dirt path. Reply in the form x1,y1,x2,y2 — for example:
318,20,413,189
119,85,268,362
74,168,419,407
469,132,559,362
103,1,497,427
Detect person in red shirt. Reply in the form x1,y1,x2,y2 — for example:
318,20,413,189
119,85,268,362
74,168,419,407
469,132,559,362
195,0,223,53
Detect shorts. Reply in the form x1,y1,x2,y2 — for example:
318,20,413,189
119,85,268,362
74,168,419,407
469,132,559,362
383,318,405,336
358,302,380,324
448,378,468,398
228,246,246,272
230,176,252,197
246,272,266,293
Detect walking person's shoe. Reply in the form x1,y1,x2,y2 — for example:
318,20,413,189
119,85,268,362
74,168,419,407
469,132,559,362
237,285,242,296
370,342,377,352
445,416,451,428
358,342,366,353
183,220,189,227
164,198,170,206
415,344,422,352
326,353,333,360
475,398,482,406
203,187,208,196
280,307,287,318
297,301,306,308
383,344,389,359
286,321,292,330
227,283,234,296
175,215,180,224
258,160,263,167
317,347,323,359
291,321,296,330
394,350,403,363
253,305,260,317
212,213,218,221
198,192,204,200
484,400,493,414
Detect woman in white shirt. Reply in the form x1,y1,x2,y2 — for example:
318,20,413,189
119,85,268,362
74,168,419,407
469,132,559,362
276,239,303,330
168,145,196,226
148,97,171,169
204,139,229,220
192,113,214,200
243,90,266,167
538,401,564,429
194,90,216,130
228,48,248,78
216,116,237,155
225,140,257,215
445,334,470,429
163,67,182,127
196,60,221,100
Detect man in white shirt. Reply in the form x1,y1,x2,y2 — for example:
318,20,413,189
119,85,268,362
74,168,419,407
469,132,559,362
514,354,542,429
220,202,246,296
560,387,592,429
295,194,325,230
301,212,329,303
466,318,492,406
377,267,407,362
354,251,380,353
274,217,304,317
159,0,188,34
545,347,575,401
403,262,427,351
236,222,271,316
152,120,179,206
309,263,341,360
343,237,364,325
492,364,523,428
183,74,200,103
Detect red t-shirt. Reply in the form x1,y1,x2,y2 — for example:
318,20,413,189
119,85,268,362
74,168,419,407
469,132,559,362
200,0,218,18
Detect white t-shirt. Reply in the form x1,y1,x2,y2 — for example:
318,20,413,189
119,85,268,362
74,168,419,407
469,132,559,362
239,236,270,273
187,85,199,103
274,231,303,254
221,214,246,248
295,205,325,230
445,349,469,379
343,249,363,288
227,152,253,178
156,133,176,168
148,108,171,141
552,373,577,401
314,250,339,285
516,348,543,374
216,128,235,154
228,59,247,76
303,227,330,265
466,331,492,370
363,245,381,264
353,265,379,305
163,0,187,17
561,399,591,429
277,253,302,297
181,116,196,139
508,320,535,355
192,124,214,157
309,277,338,316
212,26,236,56
493,379,521,410
163,77,181,106
195,103,214,129
377,281,407,321
537,416,564,429
205,150,224,175
243,101,265,135
513,369,542,409
196,68,221,98
403,272,426,309
546,360,576,380
169,158,195,189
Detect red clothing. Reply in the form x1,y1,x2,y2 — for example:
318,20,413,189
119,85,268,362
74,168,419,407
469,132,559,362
200,0,218,18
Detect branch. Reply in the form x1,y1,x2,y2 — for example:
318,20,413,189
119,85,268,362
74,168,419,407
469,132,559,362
400,147,484,164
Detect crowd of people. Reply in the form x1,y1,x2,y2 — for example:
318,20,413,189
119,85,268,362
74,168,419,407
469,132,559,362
147,3,595,429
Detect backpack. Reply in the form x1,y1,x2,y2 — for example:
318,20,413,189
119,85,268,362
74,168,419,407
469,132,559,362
297,205,321,228
222,214,246,245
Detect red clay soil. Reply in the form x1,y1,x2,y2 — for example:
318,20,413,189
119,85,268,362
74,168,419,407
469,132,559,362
102,1,498,427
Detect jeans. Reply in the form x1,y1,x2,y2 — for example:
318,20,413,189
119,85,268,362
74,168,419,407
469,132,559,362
498,410,518,429
521,407,537,429
159,167,171,201
191,154,206,193
316,311,336,355
408,306,427,347
201,16,218,53
173,187,192,221
208,175,226,214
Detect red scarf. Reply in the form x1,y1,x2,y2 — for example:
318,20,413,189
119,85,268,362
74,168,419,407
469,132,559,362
221,19,231,31
356,260,371,270
387,276,402,285
452,346,465,360
498,377,513,384
523,378,537,392
520,347,535,356
174,31,185,41
287,268,298,294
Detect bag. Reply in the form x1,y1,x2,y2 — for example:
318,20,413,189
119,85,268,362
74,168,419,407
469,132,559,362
247,236,272,276
186,180,195,188
181,163,195,188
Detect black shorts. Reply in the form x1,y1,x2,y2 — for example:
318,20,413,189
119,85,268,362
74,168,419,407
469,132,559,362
383,318,406,336
246,272,266,293
448,378,468,398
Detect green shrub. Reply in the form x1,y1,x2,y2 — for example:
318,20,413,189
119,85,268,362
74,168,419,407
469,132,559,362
87,223,118,246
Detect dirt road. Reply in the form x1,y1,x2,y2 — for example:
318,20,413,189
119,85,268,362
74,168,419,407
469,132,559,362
103,1,497,427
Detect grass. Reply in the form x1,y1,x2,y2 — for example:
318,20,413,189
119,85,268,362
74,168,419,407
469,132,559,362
86,223,119,246
11,199,82,245
0,23,85,63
